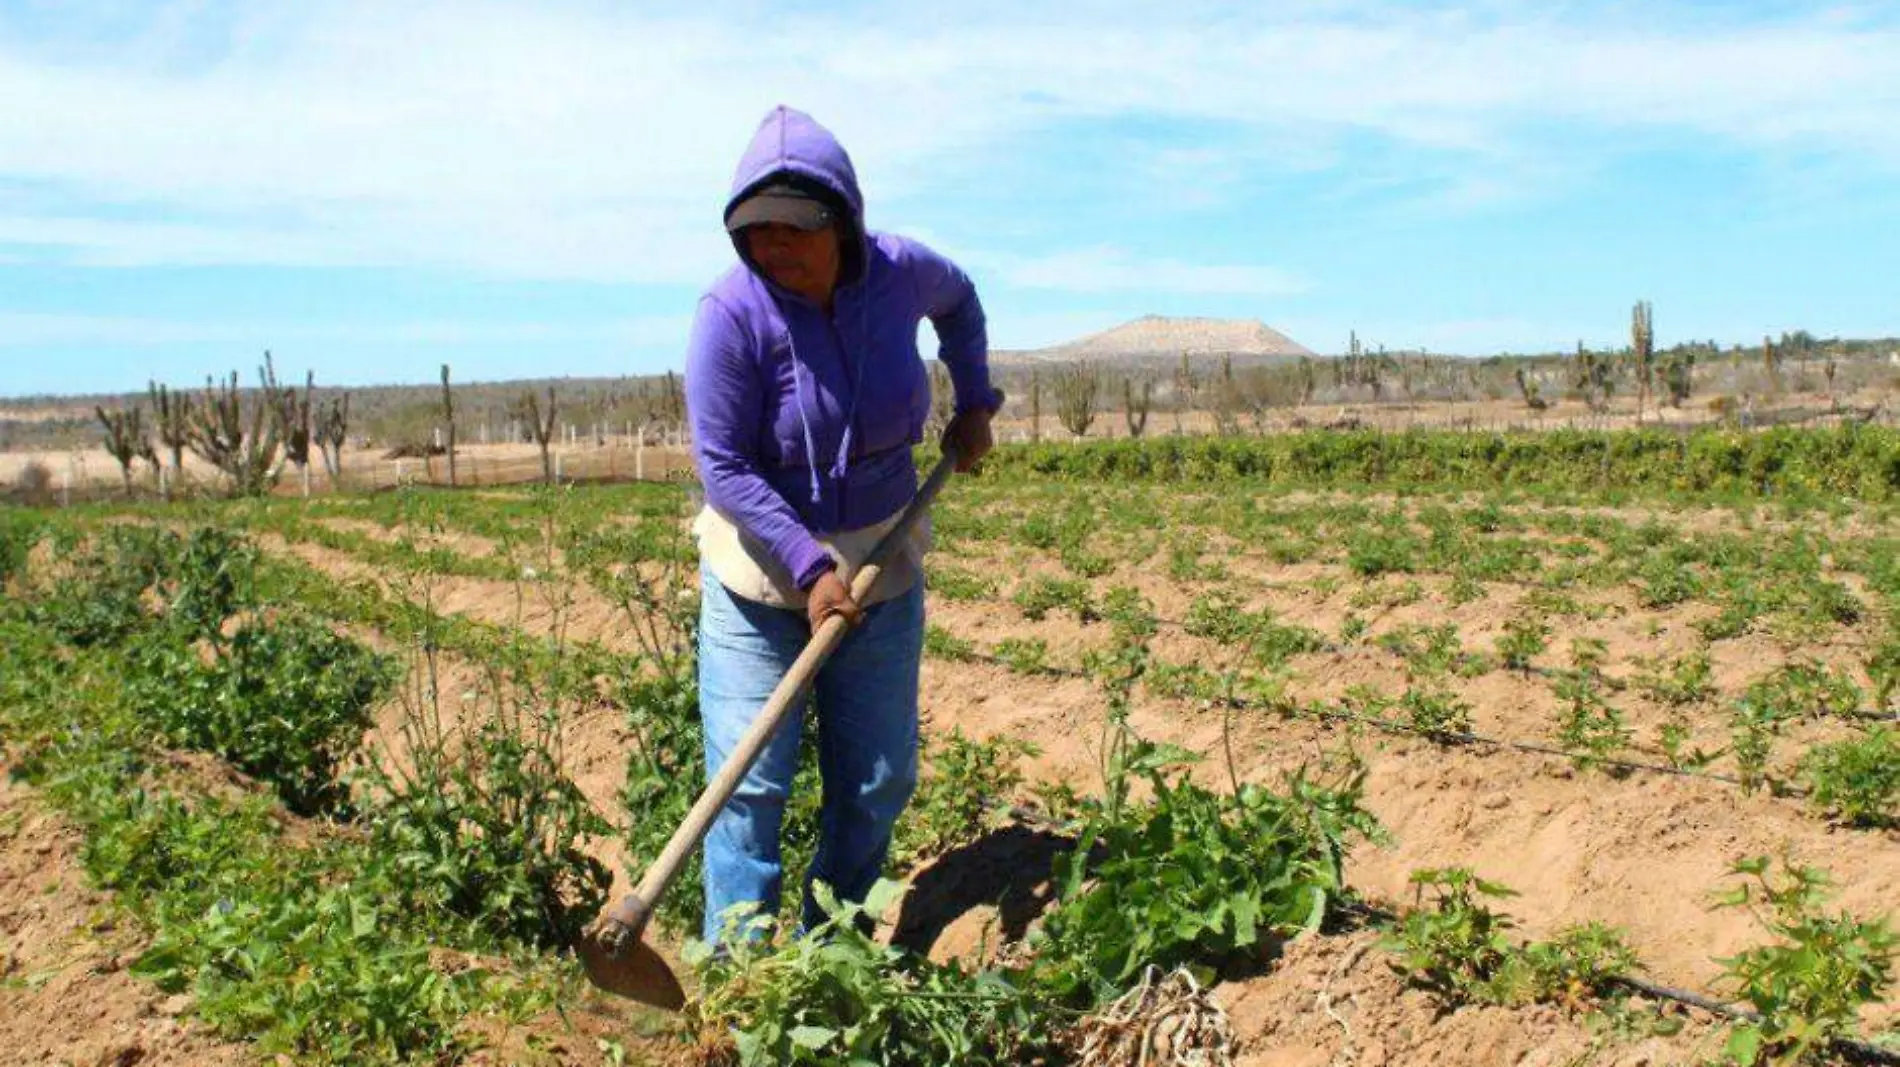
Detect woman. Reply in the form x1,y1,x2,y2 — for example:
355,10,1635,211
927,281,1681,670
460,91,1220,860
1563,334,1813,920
685,105,998,946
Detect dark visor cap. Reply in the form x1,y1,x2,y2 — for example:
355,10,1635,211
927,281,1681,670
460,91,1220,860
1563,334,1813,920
725,180,837,233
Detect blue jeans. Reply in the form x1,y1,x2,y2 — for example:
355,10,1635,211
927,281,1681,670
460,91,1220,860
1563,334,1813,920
697,567,924,945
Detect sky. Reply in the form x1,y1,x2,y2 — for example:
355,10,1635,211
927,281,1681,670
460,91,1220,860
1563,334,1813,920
1,0,1897,398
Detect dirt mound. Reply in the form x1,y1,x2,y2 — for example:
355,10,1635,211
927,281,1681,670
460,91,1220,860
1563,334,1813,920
0,774,251,1067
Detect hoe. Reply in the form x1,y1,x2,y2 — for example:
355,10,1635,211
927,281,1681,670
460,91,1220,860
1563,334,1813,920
578,448,961,1009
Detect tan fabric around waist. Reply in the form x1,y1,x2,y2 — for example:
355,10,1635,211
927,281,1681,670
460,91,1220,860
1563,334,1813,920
693,505,930,609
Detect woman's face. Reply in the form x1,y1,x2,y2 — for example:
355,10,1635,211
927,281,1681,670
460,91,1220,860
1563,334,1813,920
743,222,841,305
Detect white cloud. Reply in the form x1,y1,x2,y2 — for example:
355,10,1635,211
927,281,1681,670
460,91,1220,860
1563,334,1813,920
989,246,1306,297
0,1,1894,283
0,310,686,349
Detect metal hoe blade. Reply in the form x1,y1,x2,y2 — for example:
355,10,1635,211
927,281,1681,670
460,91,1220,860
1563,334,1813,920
577,917,686,1011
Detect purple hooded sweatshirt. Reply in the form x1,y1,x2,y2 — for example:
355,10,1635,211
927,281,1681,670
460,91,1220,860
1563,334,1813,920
686,106,1000,593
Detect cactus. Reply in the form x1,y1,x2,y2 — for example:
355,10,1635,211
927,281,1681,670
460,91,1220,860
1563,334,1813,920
1123,377,1152,438
148,382,190,497
1571,341,1615,413
1631,300,1655,423
1514,368,1549,411
1660,352,1695,408
96,404,156,497
1054,362,1099,438
662,370,684,431
440,364,458,487
261,354,314,494
186,366,282,497
315,391,351,485
1029,370,1042,443
516,386,560,483
1173,353,1195,433
1211,354,1242,435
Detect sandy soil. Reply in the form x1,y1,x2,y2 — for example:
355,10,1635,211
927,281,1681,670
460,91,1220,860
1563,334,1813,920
0,774,252,1067
13,480,1897,1065
258,499,1900,1026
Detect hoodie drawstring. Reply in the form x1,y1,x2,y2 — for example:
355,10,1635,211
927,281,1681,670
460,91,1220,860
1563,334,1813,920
789,331,823,505
829,296,870,486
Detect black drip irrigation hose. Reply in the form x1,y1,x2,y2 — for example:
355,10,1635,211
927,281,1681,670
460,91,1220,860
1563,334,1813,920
953,648,1797,796
995,807,1900,1064
1132,610,1900,726
1326,901,1900,1066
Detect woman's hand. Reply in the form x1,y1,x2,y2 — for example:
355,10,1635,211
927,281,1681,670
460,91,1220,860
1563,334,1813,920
941,406,994,473
807,570,864,630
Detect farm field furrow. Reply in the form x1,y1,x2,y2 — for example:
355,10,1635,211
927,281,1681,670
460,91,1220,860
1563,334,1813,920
4,428,1896,1066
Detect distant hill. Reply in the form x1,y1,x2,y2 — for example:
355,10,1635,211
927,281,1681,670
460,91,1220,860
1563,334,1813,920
997,315,1314,366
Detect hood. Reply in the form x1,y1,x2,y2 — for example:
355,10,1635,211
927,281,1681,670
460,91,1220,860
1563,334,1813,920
725,106,867,289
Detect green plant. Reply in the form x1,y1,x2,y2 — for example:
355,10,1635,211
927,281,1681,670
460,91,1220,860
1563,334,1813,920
687,882,1055,1067
1496,612,1551,673
353,663,613,949
1632,649,1715,706
1635,554,1704,608
923,624,978,662
993,637,1050,675
1400,685,1474,740
1711,857,1896,1065
892,729,1038,867
928,565,996,603
1554,639,1632,773
1380,624,1483,679
1012,575,1097,622
1382,868,1518,1002
1340,613,1369,643
1345,528,1421,577
0,510,44,587
1100,585,1158,640
127,612,394,815
1036,636,1383,1005
1383,868,1638,1008
1867,627,1900,713
31,524,174,648
1743,661,1864,722
1798,727,1897,829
